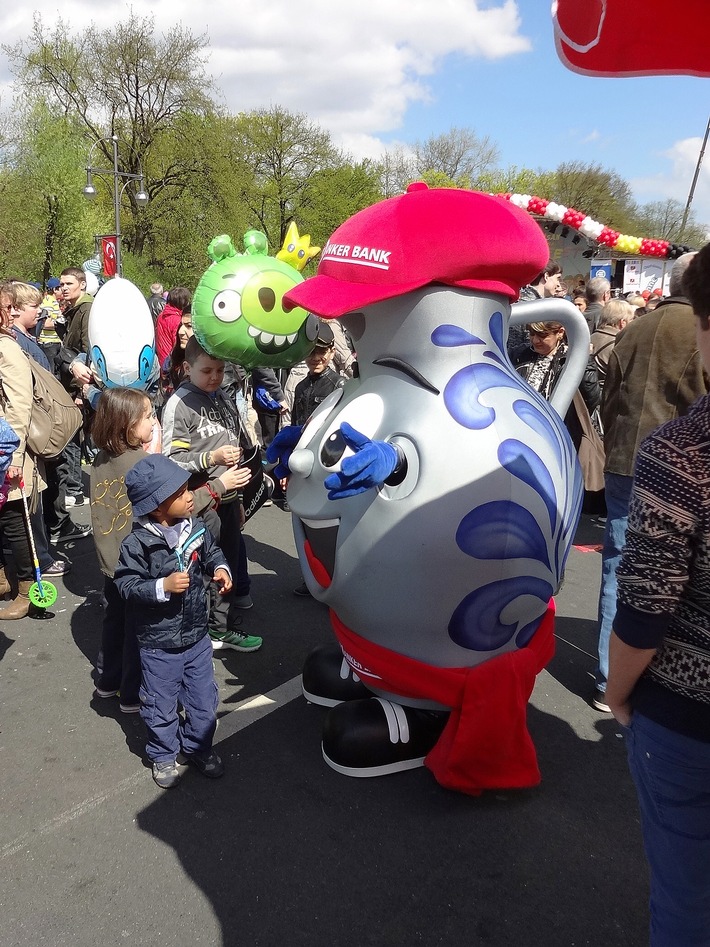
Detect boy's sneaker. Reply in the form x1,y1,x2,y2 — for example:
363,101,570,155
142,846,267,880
152,760,183,789
179,749,224,779
94,687,118,699
210,629,262,652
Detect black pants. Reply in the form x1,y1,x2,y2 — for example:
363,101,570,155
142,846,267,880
207,502,250,635
255,411,280,448
0,499,33,581
42,455,70,534
96,576,141,705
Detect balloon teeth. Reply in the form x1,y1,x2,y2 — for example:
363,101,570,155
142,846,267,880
249,326,294,347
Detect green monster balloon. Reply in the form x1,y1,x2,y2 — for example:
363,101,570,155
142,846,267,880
192,231,320,370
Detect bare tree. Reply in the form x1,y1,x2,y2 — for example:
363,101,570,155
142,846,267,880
412,126,500,186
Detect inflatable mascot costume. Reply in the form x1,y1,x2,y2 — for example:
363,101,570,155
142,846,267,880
268,183,590,795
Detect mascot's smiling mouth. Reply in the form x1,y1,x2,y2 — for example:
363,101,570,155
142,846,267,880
298,517,339,588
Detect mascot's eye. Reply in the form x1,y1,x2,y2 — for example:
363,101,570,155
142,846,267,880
212,290,242,323
297,249,305,260
320,429,348,468
297,388,344,452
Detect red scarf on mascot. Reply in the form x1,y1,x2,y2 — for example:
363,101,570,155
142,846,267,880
330,604,555,796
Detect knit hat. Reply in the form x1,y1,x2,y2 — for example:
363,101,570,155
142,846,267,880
83,257,102,276
47,277,60,290
283,182,549,318
125,455,190,516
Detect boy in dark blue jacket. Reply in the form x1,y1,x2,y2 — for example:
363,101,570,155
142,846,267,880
115,454,232,789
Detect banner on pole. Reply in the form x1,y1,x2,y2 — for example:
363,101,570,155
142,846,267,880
101,237,117,277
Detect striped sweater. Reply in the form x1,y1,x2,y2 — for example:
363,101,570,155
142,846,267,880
615,394,710,740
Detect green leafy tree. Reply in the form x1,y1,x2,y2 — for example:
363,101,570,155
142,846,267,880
550,161,635,231
4,12,216,259
0,105,95,279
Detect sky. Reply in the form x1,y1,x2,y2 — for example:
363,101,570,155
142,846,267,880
1,0,709,232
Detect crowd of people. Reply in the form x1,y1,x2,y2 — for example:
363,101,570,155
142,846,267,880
0,268,356,785
1,245,709,941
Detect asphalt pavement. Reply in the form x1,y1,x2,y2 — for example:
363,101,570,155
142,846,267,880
0,499,648,947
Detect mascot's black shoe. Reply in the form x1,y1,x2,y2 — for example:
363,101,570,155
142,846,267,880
322,698,449,777
302,643,371,707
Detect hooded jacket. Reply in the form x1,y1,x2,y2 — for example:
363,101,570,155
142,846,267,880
114,515,228,649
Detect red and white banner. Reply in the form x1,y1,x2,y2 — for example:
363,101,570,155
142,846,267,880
101,236,117,277
553,0,710,78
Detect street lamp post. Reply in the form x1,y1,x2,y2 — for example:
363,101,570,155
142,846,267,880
82,134,148,277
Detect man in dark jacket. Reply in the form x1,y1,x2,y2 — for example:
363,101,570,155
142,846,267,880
48,267,93,536
292,322,346,427
584,276,611,333
594,252,709,711
147,282,166,321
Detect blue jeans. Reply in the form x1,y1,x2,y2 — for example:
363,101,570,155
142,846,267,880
626,713,710,946
139,635,218,763
596,473,633,692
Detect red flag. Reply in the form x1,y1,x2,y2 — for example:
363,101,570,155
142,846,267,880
553,0,710,77
101,236,117,277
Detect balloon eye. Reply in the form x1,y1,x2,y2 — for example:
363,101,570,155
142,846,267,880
258,287,276,312
297,249,305,259
287,243,295,252
212,290,242,323
91,344,107,382
320,429,347,468
138,344,153,382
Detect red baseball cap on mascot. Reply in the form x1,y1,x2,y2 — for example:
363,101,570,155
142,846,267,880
284,182,549,319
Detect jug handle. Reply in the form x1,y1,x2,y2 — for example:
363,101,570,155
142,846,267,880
508,299,591,418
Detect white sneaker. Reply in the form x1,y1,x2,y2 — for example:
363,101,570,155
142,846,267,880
65,495,87,508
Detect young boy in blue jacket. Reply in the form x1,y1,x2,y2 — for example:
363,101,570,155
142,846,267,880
115,454,232,789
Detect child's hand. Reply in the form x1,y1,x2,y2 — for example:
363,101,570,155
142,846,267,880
218,466,252,492
214,568,232,595
211,445,242,467
164,571,190,594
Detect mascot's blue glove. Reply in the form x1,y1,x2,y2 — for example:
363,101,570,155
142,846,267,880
254,386,282,412
324,422,399,500
265,425,302,480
